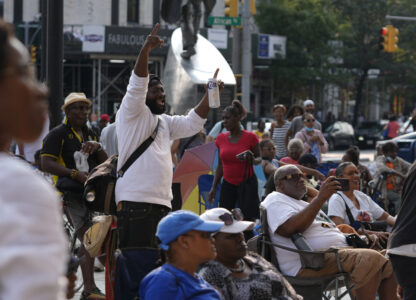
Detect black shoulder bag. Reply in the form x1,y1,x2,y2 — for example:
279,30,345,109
237,161,260,220
338,192,387,232
84,118,160,215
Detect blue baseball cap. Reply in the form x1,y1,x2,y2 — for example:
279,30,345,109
156,210,223,250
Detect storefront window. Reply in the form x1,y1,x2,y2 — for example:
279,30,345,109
127,0,139,23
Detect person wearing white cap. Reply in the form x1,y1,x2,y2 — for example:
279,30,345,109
199,208,302,300
285,99,322,149
139,210,223,300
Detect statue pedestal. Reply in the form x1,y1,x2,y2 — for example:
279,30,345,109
164,28,236,122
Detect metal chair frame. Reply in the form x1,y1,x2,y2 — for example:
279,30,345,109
248,207,355,300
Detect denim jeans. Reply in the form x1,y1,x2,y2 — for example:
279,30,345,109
115,202,169,300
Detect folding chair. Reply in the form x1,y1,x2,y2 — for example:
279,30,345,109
247,207,355,300
198,174,220,214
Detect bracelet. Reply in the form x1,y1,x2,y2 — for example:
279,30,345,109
71,169,78,179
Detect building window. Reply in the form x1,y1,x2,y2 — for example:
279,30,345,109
127,0,139,23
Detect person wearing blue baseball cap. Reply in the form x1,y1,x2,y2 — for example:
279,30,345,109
139,210,223,299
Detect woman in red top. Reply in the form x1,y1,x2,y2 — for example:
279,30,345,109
209,100,261,222
384,115,400,139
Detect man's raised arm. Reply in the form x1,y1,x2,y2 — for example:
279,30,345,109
134,23,164,78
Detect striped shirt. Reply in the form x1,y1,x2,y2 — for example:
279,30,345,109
272,120,291,158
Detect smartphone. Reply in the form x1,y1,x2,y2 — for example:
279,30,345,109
336,178,350,191
236,150,253,161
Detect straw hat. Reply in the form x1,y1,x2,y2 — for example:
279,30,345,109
61,92,92,111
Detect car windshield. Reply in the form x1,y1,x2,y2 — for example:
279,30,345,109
357,122,381,130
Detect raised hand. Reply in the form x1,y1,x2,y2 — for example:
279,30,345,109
317,176,341,202
144,23,164,51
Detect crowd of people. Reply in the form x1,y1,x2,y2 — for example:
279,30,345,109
2,19,416,300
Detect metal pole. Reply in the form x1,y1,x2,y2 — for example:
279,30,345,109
24,22,29,47
386,15,416,21
98,59,102,117
231,27,241,74
46,0,64,128
241,0,251,112
40,0,47,82
92,59,96,100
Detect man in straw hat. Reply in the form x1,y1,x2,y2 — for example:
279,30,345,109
41,92,108,299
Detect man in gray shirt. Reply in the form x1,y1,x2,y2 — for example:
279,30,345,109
285,99,322,148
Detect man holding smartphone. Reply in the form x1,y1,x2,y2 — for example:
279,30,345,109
261,165,397,300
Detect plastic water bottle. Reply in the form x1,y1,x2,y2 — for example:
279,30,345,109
291,233,313,250
207,78,220,108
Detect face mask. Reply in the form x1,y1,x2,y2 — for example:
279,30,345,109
305,126,314,132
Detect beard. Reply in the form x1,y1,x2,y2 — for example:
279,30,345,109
146,97,165,115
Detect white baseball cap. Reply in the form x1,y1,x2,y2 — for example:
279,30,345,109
200,208,254,234
303,99,314,107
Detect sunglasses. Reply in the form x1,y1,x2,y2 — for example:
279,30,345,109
305,119,315,123
281,173,304,181
218,208,244,225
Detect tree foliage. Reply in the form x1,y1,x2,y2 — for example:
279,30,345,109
255,0,338,103
256,0,416,121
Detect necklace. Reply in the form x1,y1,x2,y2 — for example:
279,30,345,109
227,259,246,273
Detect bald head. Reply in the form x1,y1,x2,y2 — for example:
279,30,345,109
274,165,306,200
274,165,302,182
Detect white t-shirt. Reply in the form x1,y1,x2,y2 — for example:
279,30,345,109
100,122,118,156
115,73,206,207
261,191,347,276
328,191,384,224
0,153,67,300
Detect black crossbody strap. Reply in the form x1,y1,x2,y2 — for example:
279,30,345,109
337,192,355,225
118,118,160,177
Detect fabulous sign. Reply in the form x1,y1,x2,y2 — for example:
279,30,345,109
105,26,173,55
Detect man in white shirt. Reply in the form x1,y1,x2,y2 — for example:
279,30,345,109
115,24,223,298
261,165,397,300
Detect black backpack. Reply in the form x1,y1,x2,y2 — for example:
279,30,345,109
83,119,160,215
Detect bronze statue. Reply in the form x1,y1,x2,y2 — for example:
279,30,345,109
161,0,216,59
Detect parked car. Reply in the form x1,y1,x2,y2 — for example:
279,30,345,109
323,121,355,150
355,121,384,149
376,132,416,163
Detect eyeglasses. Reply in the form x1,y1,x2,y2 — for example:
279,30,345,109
305,119,315,123
280,173,304,181
266,146,276,150
218,208,244,225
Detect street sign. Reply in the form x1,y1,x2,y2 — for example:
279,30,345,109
208,16,241,26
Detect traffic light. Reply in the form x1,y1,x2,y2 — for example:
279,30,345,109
379,25,399,52
224,0,238,17
389,25,399,52
30,45,37,63
250,0,256,15
379,27,388,51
